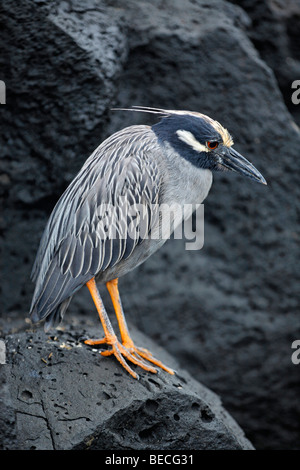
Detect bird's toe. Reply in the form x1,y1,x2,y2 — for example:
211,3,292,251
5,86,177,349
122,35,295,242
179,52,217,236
123,342,175,376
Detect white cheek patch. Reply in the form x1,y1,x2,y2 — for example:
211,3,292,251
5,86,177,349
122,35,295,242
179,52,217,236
176,129,209,153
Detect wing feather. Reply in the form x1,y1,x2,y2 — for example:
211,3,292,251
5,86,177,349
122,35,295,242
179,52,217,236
30,126,163,325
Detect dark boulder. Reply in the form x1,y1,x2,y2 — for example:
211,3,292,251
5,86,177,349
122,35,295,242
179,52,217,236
1,325,253,450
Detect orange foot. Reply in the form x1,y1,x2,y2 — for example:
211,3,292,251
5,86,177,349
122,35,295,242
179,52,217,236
84,336,174,379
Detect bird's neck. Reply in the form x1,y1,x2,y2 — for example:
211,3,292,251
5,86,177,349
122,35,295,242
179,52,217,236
160,142,213,207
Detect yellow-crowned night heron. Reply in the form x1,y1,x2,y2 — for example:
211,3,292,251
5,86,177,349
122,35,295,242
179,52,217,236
30,106,266,379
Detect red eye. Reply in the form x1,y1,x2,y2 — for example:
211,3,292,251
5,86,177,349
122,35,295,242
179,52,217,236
207,141,219,150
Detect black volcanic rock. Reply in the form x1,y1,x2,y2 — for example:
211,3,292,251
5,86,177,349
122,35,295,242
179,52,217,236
1,325,253,450
227,0,300,124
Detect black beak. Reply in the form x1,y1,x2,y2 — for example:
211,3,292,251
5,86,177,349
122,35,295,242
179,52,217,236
220,147,267,185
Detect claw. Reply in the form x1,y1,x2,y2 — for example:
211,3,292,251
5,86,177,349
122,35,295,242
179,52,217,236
84,336,158,379
84,338,107,346
85,277,175,379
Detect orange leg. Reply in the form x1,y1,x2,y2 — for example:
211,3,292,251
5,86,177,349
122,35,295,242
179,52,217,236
84,277,157,379
106,278,174,375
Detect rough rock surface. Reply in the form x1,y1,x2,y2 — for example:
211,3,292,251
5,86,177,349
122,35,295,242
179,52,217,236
1,0,299,450
228,0,300,124
1,324,253,450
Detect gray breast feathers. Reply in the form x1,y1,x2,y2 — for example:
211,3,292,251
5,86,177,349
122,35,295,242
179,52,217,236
30,126,162,322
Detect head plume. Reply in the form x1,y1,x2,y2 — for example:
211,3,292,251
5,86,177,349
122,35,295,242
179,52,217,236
111,106,233,147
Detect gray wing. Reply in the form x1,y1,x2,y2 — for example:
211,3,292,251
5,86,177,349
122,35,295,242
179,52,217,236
30,125,162,328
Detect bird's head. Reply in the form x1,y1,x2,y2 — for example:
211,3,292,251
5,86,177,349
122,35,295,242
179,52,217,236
115,106,267,185
152,108,267,185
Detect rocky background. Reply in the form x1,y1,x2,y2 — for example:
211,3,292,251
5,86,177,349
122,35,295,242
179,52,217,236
1,0,299,450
